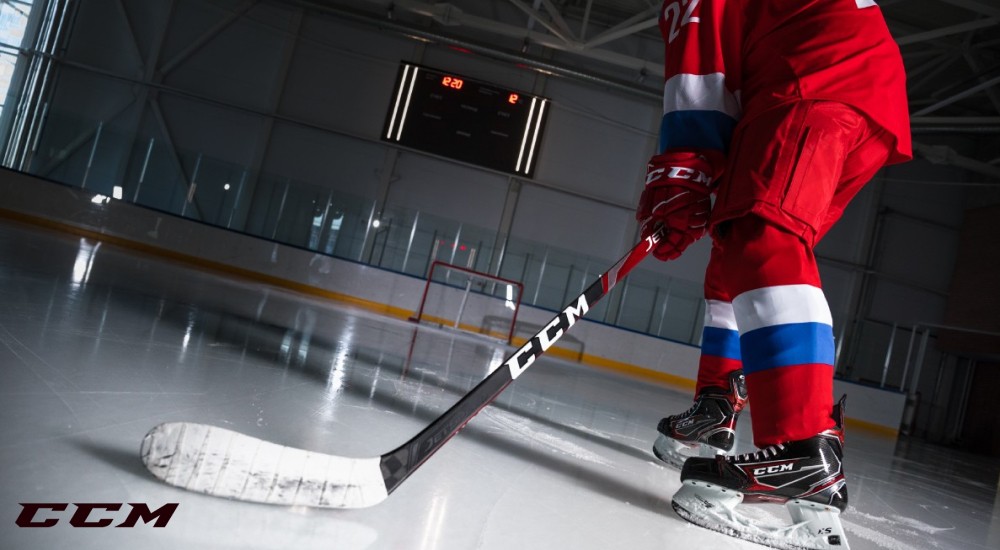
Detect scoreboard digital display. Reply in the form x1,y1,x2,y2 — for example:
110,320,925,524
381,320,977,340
382,63,549,177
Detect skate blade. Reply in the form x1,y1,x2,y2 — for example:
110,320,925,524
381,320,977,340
652,434,726,469
671,480,850,550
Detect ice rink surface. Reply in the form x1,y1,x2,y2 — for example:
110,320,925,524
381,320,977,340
1,217,999,550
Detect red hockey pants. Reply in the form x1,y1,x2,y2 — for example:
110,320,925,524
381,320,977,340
696,101,894,446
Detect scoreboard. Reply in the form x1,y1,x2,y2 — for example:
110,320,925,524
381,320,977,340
382,63,549,177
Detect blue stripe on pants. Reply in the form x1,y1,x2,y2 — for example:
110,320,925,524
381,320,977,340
740,322,835,374
701,326,741,360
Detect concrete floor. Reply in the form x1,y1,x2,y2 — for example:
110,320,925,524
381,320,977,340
1,217,998,550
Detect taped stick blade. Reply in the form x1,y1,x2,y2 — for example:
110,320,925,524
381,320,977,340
140,422,389,508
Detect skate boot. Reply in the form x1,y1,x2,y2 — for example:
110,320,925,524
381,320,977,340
652,370,747,469
671,396,850,550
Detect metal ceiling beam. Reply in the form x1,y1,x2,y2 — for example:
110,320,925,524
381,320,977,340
583,5,658,49
507,0,574,44
347,0,663,75
911,116,1000,124
963,50,1000,114
896,17,998,46
347,0,996,102
579,0,594,41
913,73,1000,115
936,0,1000,20
539,0,576,41
159,0,258,75
287,0,663,99
908,50,964,93
914,142,1000,178
288,0,1000,133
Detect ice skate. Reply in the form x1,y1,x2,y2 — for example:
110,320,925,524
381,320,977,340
671,397,849,550
652,369,747,469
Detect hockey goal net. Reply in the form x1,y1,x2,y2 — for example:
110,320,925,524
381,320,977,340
410,262,523,343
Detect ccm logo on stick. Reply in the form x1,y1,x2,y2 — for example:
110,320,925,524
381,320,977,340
506,295,590,379
16,502,179,528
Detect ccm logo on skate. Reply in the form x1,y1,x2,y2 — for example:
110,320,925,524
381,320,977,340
752,463,794,476
16,502,179,528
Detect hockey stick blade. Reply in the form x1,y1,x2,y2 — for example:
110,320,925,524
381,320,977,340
141,422,389,508
140,228,664,508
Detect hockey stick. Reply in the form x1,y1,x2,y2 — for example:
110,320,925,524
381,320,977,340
140,228,664,508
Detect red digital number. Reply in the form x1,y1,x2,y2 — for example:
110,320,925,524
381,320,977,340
508,93,519,104
442,76,464,89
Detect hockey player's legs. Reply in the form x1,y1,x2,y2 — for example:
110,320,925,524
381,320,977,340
714,216,835,445
672,217,850,550
697,242,742,395
707,99,892,443
651,242,747,468
665,100,886,549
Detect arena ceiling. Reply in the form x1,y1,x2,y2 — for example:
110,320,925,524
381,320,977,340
285,0,1000,176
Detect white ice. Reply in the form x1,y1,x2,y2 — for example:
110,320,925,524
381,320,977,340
1,218,998,550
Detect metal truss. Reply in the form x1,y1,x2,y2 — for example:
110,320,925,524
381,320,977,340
297,0,1000,176
39,0,1000,177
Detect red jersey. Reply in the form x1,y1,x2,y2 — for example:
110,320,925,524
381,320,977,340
658,0,911,165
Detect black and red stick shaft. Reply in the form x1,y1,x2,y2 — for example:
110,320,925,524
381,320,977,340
378,228,665,493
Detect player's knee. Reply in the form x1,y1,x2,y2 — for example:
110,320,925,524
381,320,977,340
713,215,819,293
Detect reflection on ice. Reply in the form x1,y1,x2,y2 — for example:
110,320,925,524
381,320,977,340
71,238,100,286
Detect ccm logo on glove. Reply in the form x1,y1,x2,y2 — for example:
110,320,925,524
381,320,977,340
635,149,723,261
645,165,713,186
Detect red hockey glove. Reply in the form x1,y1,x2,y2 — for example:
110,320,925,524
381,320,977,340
636,150,723,261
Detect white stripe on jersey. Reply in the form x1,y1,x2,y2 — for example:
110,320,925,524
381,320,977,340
704,299,738,330
732,285,833,335
663,72,742,119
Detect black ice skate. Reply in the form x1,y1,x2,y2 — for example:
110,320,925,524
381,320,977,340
671,396,850,550
652,369,747,469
